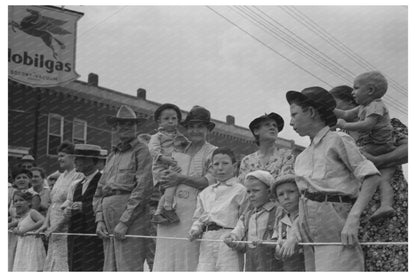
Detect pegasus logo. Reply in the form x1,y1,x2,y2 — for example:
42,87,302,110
9,9,72,59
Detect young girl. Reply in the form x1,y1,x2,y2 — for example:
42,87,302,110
10,191,46,271
149,103,190,225
334,72,395,222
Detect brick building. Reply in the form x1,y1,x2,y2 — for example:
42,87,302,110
8,73,304,175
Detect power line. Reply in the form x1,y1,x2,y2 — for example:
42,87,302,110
205,6,334,88
282,6,408,97
229,6,406,115
275,6,407,114
233,6,355,85
78,6,126,39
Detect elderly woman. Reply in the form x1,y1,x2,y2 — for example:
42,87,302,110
153,105,217,271
36,141,84,271
330,86,408,271
238,113,295,183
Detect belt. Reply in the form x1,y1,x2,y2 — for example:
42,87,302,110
103,189,131,197
204,222,233,232
302,190,356,204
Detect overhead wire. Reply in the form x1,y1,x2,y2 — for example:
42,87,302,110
282,6,408,97
232,6,354,85
205,6,334,88
224,6,406,115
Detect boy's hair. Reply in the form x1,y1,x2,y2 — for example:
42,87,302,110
212,147,236,164
329,85,357,106
271,174,298,198
57,141,75,155
13,190,33,203
357,71,388,99
30,167,46,179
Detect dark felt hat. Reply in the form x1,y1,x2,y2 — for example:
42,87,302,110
181,105,215,131
154,103,182,122
106,105,145,126
286,86,337,127
249,112,284,136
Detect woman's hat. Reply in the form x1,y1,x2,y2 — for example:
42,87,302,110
181,105,215,131
154,103,182,122
106,105,145,126
271,174,297,197
249,112,284,136
73,144,102,159
286,87,337,127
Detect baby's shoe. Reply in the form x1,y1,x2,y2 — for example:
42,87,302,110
369,206,395,222
161,208,180,224
151,213,169,225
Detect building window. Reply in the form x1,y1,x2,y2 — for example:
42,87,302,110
73,118,87,144
47,113,64,156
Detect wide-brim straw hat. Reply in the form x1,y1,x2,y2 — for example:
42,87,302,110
72,144,103,159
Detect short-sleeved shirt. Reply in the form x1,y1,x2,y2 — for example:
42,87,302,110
238,146,295,184
295,127,380,197
190,177,249,232
357,99,393,146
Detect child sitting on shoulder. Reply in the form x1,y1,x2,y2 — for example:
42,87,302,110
334,71,395,222
224,170,283,271
148,103,190,225
189,147,249,271
272,174,305,271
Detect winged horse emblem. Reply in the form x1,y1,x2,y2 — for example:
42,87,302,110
10,9,72,59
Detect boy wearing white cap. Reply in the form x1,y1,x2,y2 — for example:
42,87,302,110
224,170,283,271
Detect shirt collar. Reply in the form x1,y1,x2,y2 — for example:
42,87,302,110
254,201,275,213
311,126,330,146
213,176,237,187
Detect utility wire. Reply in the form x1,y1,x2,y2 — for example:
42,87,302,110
282,6,408,97
226,6,406,115
78,6,126,39
205,6,334,88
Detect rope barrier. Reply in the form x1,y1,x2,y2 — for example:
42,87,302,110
9,231,408,246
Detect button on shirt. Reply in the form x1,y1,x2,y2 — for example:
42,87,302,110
94,138,153,226
295,127,380,197
231,201,276,247
191,177,249,232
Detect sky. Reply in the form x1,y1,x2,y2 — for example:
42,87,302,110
57,4,409,147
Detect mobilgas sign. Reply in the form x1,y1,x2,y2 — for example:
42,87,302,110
8,6,83,87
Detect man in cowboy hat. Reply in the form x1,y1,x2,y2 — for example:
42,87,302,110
284,86,381,271
94,105,153,271
65,144,104,271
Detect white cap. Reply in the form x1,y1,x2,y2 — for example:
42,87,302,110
245,170,275,188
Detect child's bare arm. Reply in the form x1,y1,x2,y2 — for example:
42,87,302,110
28,209,45,232
334,106,360,121
338,114,378,132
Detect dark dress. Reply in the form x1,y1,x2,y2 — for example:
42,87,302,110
67,172,104,271
359,118,408,271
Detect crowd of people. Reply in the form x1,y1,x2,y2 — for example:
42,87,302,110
8,70,408,271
